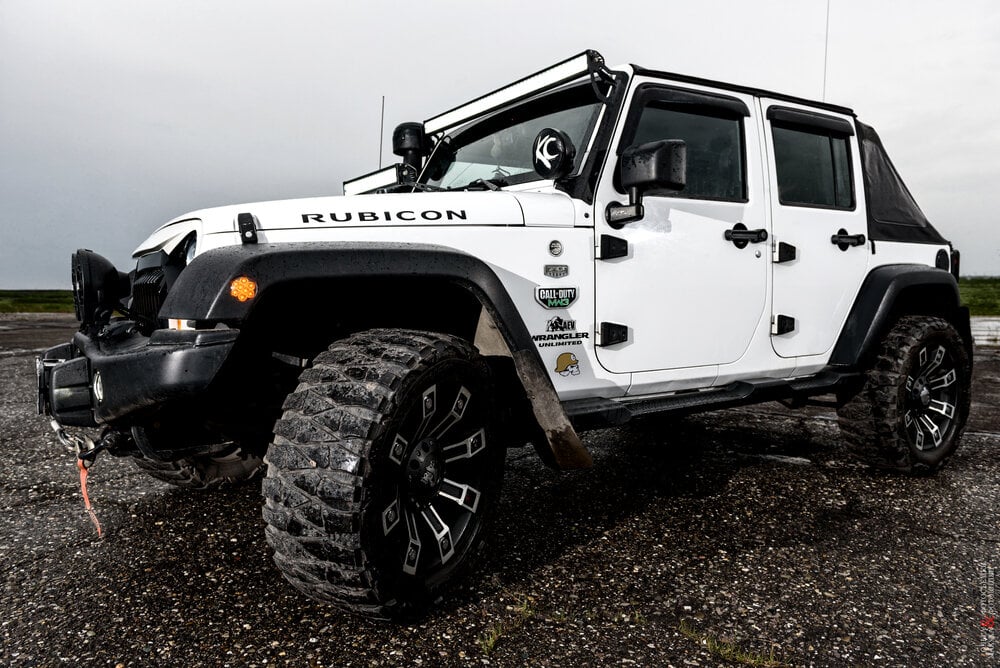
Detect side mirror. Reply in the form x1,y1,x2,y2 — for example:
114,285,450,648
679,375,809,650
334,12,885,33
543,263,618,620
606,140,686,228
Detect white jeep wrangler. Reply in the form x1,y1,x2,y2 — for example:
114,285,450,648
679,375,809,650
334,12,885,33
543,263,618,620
39,50,972,617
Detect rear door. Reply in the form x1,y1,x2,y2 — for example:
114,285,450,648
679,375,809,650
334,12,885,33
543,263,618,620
761,102,869,359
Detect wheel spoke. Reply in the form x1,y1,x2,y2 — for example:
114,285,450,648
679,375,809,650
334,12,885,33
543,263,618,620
927,368,957,390
382,497,401,535
413,385,438,441
402,509,422,575
918,414,943,448
442,428,486,463
420,503,455,564
428,386,472,439
927,399,955,419
918,345,945,379
904,410,915,429
438,478,481,513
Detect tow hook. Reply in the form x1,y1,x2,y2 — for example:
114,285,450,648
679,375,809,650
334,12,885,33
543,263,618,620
50,420,108,463
50,420,108,537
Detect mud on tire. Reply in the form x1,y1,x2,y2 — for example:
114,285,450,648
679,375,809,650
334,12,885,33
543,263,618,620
836,315,971,474
262,329,504,618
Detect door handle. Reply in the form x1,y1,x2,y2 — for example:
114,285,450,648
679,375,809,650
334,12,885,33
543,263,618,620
830,228,866,251
724,223,768,249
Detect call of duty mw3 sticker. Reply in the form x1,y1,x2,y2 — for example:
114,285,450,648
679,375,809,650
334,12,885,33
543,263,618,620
532,316,588,347
554,352,581,377
543,264,569,279
535,286,578,309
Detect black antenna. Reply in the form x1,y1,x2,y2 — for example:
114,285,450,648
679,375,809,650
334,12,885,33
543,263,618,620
378,95,385,169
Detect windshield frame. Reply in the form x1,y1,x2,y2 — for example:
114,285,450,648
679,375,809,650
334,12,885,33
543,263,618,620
421,83,610,191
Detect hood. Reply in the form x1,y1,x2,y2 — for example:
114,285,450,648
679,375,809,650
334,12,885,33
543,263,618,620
133,191,576,257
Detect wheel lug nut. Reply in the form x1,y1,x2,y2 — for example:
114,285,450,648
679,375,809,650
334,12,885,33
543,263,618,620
440,537,450,551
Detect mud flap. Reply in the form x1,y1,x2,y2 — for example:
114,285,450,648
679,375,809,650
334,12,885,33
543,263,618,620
511,349,592,470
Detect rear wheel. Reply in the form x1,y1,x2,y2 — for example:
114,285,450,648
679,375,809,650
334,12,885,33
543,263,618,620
836,316,971,473
262,329,504,617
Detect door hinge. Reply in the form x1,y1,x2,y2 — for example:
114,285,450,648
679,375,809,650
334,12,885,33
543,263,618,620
598,322,629,347
598,235,628,260
237,212,259,244
771,314,795,335
772,240,796,263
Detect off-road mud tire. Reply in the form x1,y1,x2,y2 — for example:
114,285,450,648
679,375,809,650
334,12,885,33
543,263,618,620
836,316,971,474
132,447,265,490
262,329,504,618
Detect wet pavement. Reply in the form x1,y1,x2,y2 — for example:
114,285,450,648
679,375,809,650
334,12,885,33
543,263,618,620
1,315,998,667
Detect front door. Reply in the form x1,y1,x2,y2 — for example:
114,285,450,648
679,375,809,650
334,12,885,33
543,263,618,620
594,82,769,375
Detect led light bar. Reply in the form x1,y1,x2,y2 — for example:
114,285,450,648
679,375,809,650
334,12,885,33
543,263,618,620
424,50,605,135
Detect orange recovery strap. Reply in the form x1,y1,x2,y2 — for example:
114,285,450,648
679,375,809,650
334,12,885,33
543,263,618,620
77,457,103,538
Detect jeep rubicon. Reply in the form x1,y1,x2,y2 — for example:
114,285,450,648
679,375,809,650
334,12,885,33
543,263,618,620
38,50,972,617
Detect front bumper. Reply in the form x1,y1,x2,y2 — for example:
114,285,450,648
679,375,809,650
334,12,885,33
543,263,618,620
38,326,239,427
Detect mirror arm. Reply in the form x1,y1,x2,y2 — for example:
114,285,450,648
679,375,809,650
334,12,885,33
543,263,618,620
605,185,645,229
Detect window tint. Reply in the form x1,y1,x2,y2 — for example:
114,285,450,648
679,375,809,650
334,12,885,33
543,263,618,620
772,124,853,208
630,104,745,201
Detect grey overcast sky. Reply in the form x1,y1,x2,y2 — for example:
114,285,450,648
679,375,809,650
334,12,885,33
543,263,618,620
1,0,998,288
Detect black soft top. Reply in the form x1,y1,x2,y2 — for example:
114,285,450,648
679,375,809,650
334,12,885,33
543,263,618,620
857,121,946,245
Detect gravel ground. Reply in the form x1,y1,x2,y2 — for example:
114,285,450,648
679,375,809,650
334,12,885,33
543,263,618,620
1,316,998,667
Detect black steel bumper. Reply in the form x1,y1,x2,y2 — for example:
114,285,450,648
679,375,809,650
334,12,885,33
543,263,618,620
37,327,239,427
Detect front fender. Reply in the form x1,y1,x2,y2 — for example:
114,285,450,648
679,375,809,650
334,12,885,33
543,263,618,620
160,242,593,469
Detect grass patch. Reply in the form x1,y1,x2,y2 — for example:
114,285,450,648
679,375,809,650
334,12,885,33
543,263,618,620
678,619,787,667
960,277,1000,317
477,594,536,656
0,290,74,313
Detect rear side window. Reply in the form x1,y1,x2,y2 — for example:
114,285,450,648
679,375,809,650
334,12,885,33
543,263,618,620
772,124,854,209
629,104,745,201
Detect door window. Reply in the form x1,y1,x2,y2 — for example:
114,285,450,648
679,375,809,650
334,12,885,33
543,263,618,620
771,124,854,209
627,103,746,201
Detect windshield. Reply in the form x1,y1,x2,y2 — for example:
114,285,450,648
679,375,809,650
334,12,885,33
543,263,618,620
424,85,603,189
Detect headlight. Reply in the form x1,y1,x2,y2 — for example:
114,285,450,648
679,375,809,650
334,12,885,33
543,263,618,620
183,234,198,266
70,249,127,330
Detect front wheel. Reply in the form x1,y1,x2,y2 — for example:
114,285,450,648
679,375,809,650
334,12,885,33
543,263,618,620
836,316,971,474
262,329,504,617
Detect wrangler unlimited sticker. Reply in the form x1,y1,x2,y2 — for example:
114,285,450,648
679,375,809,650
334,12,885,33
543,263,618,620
301,210,468,223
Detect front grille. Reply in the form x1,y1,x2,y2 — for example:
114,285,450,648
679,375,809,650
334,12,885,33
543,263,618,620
132,268,166,333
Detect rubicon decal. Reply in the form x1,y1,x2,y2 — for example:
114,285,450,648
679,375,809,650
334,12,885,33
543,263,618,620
301,210,468,223
535,287,577,309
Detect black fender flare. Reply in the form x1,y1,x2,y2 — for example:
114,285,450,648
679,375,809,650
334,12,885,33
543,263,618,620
829,264,972,368
160,242,592,469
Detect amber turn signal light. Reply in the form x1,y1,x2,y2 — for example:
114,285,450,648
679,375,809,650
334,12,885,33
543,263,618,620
229,276,257,302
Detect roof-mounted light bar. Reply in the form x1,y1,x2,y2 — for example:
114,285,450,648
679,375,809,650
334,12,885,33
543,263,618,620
424,50,610,135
